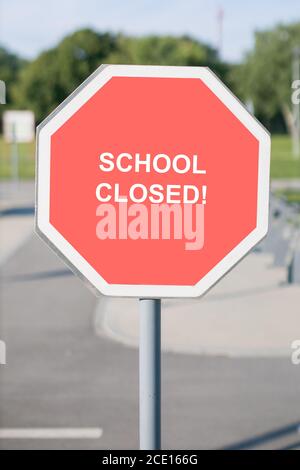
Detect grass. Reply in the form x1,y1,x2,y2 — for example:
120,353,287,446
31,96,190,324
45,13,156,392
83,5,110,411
0,134,300,181
270,135,300,179
0,137,35,179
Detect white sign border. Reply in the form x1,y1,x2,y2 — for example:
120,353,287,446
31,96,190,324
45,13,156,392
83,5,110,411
36,64,270,298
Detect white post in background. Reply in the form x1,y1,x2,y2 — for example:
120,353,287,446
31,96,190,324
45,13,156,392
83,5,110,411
139,298,161,450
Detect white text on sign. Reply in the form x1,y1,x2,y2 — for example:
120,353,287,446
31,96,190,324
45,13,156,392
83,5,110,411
95,152,207,251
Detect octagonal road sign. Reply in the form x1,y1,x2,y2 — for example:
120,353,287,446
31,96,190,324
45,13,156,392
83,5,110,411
36,64,270,298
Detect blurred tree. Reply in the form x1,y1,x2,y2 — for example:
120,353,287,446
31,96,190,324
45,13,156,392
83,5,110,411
12,29,118,122
231,22,300,134
110,34,230,85
13,29,228,123
109,34,217,66
0,46,25,105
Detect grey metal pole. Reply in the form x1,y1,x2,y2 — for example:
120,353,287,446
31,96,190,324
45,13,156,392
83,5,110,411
11,123,19,185
139,298,161,450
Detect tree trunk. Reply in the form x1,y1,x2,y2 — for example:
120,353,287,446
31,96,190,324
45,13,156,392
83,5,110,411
281,102,300,157
281,103,295,137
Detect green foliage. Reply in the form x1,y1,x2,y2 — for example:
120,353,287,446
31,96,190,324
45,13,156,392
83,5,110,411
111,34,230,86
12,29,117,122
2,22,300,132
231,22,300,132
109,34,218,66
0,47,25,105
11,29,227,123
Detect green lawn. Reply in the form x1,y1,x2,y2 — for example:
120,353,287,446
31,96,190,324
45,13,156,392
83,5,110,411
0,137,35,179
271,135,300,179
0,134,299,181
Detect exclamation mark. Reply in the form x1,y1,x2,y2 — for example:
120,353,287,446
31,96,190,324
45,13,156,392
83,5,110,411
202,185,207,205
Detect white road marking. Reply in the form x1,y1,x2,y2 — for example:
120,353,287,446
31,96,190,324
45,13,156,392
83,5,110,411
0,428,103,439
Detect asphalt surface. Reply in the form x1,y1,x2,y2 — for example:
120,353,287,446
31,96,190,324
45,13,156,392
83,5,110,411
1,233,300,449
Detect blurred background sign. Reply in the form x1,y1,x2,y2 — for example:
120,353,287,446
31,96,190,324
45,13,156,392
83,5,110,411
2,110,35,184
3,110,35,143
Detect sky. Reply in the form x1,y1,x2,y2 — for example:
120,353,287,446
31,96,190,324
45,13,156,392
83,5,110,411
0,0,299,63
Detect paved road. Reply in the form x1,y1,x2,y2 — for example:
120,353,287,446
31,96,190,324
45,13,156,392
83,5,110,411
0,181,34,265
1,233,300,450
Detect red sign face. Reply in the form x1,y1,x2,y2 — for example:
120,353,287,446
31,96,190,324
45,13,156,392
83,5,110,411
36,65,270,297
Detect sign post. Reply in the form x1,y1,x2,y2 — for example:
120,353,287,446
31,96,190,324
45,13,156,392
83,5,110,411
11,123,19,185
3,110,35,184
35,64,271,449
139,298,161,450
